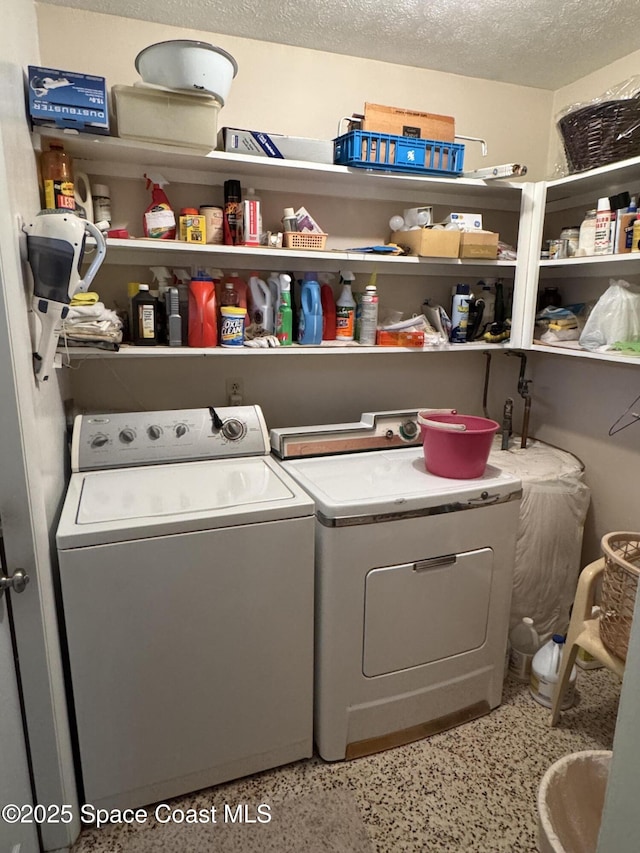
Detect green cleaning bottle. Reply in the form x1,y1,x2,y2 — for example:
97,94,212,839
276,273,293,345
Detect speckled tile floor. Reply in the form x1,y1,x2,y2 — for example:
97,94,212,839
72,669,620,853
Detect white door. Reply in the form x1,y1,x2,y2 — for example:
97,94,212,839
0,535,38,853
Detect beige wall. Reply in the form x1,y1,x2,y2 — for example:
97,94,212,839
35,5,554,179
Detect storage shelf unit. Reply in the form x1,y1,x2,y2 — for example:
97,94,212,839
524,158,640,366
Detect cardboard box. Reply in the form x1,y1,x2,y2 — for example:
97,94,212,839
362,103,455,142
28,65,108,134
218,128,334,164
458,231,499,259
442,212,483,231
390,228,460,258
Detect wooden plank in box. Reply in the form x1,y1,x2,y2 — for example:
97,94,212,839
391,228,460,258
362,103,455,142
458,231,499,259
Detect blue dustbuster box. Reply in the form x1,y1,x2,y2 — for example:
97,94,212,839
28,66,109,134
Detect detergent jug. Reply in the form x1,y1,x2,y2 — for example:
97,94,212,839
188,272,217,347
298,275,322,345
248,275,274,333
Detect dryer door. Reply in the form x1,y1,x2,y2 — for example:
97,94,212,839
363,548,493,677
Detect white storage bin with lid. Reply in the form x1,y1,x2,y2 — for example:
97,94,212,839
113,84,221,150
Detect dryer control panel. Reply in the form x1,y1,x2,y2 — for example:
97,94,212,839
72,406,270,471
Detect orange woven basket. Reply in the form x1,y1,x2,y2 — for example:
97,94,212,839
600,532,640,662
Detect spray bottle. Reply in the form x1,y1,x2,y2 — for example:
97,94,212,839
276,274,293,346
143,173,176,239
336,270,356,341
319,272,336,341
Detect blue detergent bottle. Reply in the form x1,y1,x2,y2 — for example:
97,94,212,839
298,274,323,345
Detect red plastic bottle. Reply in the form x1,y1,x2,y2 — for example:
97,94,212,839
188,273,218,347
143,175,176,240
321,283,337,340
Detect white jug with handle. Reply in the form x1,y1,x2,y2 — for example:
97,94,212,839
74,172,94,222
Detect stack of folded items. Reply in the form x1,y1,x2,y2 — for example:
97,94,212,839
60,292,123,350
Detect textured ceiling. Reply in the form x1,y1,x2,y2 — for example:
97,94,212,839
38,0,640,90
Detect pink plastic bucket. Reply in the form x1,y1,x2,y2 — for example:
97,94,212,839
418,412,500,479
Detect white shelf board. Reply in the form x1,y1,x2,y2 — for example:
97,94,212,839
531,341,640,366
539,253,640,279
33,128,524,209
95,237,517,276
60,341,510,359
546,155,640,207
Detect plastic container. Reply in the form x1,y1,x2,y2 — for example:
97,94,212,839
243,188,262,246
92,183,111,227
334,130,465,177
40,142,75,211
143,175,175,240
199,205,224,244
179,208,206,243
220,306,247,347
417,412,500,479
336,272,356,341
223,180,242,246
113,84,221,149
188,273,217,347
321,283,337,341
594,197,613,255
131,284,158,346
298,278,323,345
530,635,577,710
74,172,93,222
248,275,273,333
508,617,540,682
577,209,597,256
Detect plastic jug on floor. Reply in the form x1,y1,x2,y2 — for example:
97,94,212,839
530,635,577,710
508,617,540,682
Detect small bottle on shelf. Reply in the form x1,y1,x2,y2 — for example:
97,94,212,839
594,197,613,255
131,284,158,346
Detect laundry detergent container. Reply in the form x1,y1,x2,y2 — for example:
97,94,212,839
418,412,499,479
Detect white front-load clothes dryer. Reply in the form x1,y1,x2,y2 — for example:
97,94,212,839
56,406,315,811
271,410,522,761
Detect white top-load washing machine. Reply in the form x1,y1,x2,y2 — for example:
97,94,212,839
271,410,522,762
56,406,315,811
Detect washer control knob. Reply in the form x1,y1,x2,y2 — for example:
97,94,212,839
119,428,136,444
175,423,188,439
90,434,109,448
222,418,246,441
399,419,419,441
147,425,162,441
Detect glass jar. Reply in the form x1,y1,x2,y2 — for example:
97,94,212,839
560,226,580,258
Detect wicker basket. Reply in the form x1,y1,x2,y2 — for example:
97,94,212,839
558,96,640,173
599,532,640,661
283,231,328,251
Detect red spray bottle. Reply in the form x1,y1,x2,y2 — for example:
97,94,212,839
143,172,176,240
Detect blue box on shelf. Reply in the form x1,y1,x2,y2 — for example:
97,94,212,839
27,65,109,134
334,130,464,177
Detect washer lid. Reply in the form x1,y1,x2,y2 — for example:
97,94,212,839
57,457,313,548
280,446,521,521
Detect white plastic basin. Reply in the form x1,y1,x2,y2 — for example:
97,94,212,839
135,40,238,105
538,750,611,853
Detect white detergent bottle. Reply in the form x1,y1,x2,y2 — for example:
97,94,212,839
336,270,356,341
508,617,540,682
530,634,577,710
267,272,281,314
248,275,273,334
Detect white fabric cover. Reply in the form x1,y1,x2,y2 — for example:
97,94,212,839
488,438,591,641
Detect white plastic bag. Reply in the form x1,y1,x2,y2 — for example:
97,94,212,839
579,279,640,351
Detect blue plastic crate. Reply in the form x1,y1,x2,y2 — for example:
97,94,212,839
334,130,465,177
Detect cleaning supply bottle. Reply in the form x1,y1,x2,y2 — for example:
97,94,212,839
188,272,217,347
358,283,379,346
151,266,173,344
336,271,356,341
223,180,242,245
478,280,496,326
594,196,612,255
165,287,182,347
450,283,471,343
242,188,262,246
508,617,540,682
172,268,191,346
267,272,281,317
276,274,293,346
41,141,75,211
321,282,337,341
131,284,158,346
298,275,323,345
530,634,577,710
143,173,176,239
248,274,273,333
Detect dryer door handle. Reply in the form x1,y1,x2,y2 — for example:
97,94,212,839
413,555,457,572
